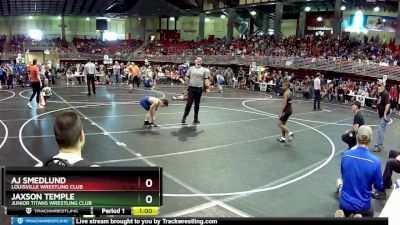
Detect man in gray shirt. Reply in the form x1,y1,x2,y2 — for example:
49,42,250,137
181,57,210,124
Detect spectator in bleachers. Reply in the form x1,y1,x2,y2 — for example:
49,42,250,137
73,38,143,57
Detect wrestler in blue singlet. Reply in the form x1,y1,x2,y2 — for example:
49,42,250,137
144,78,152,88
140,96,151,111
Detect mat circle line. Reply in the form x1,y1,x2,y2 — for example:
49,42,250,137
19,103,139,165
19,102,334,197
161,102,336,197
0,90,16,102
0,119,8,150
18,89,166,104
242,99,393,127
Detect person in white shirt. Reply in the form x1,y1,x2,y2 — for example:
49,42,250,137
40,79,52,106
314,73,321,110
84,59,96,95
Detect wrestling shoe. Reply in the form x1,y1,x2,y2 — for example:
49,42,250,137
335,210,345,218
276,137,286,143
149,123,158,127
288,132,294,142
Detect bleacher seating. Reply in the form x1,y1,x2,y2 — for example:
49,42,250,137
73,38,143,56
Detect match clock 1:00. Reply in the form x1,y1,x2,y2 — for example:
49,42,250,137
133,207,159,216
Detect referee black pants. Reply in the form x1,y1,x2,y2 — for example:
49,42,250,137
314,89,321,109
87,74,96,95
183,86,202,120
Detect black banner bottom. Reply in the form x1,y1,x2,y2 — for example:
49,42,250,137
76,217,387,225
9,217,388,225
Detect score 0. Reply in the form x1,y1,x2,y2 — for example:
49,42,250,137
145,178,153,188
145,178,153,204
141,177,158,205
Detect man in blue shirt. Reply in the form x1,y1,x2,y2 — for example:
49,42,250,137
17,63,27,87
336,125,384,217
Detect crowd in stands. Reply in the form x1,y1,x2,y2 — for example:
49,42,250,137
3,32,400,68
143,40,197,55
139,34,400,66
73,38,143,56
9,38,24,54
53,38,73,54
7,36,75,55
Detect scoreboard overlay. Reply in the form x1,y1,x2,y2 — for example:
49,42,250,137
1,167,162,215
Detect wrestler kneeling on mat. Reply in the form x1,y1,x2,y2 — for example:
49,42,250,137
144,77,154,90
140,96,169,127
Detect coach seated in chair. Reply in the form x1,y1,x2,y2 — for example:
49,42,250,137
45,111,98,167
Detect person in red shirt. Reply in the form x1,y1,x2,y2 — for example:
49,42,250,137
44,63,51,86
27,59,42,109
390,85,398,114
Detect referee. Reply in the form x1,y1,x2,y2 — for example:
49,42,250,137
84,59,96,95
181,57,210,124
314,73,321,110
